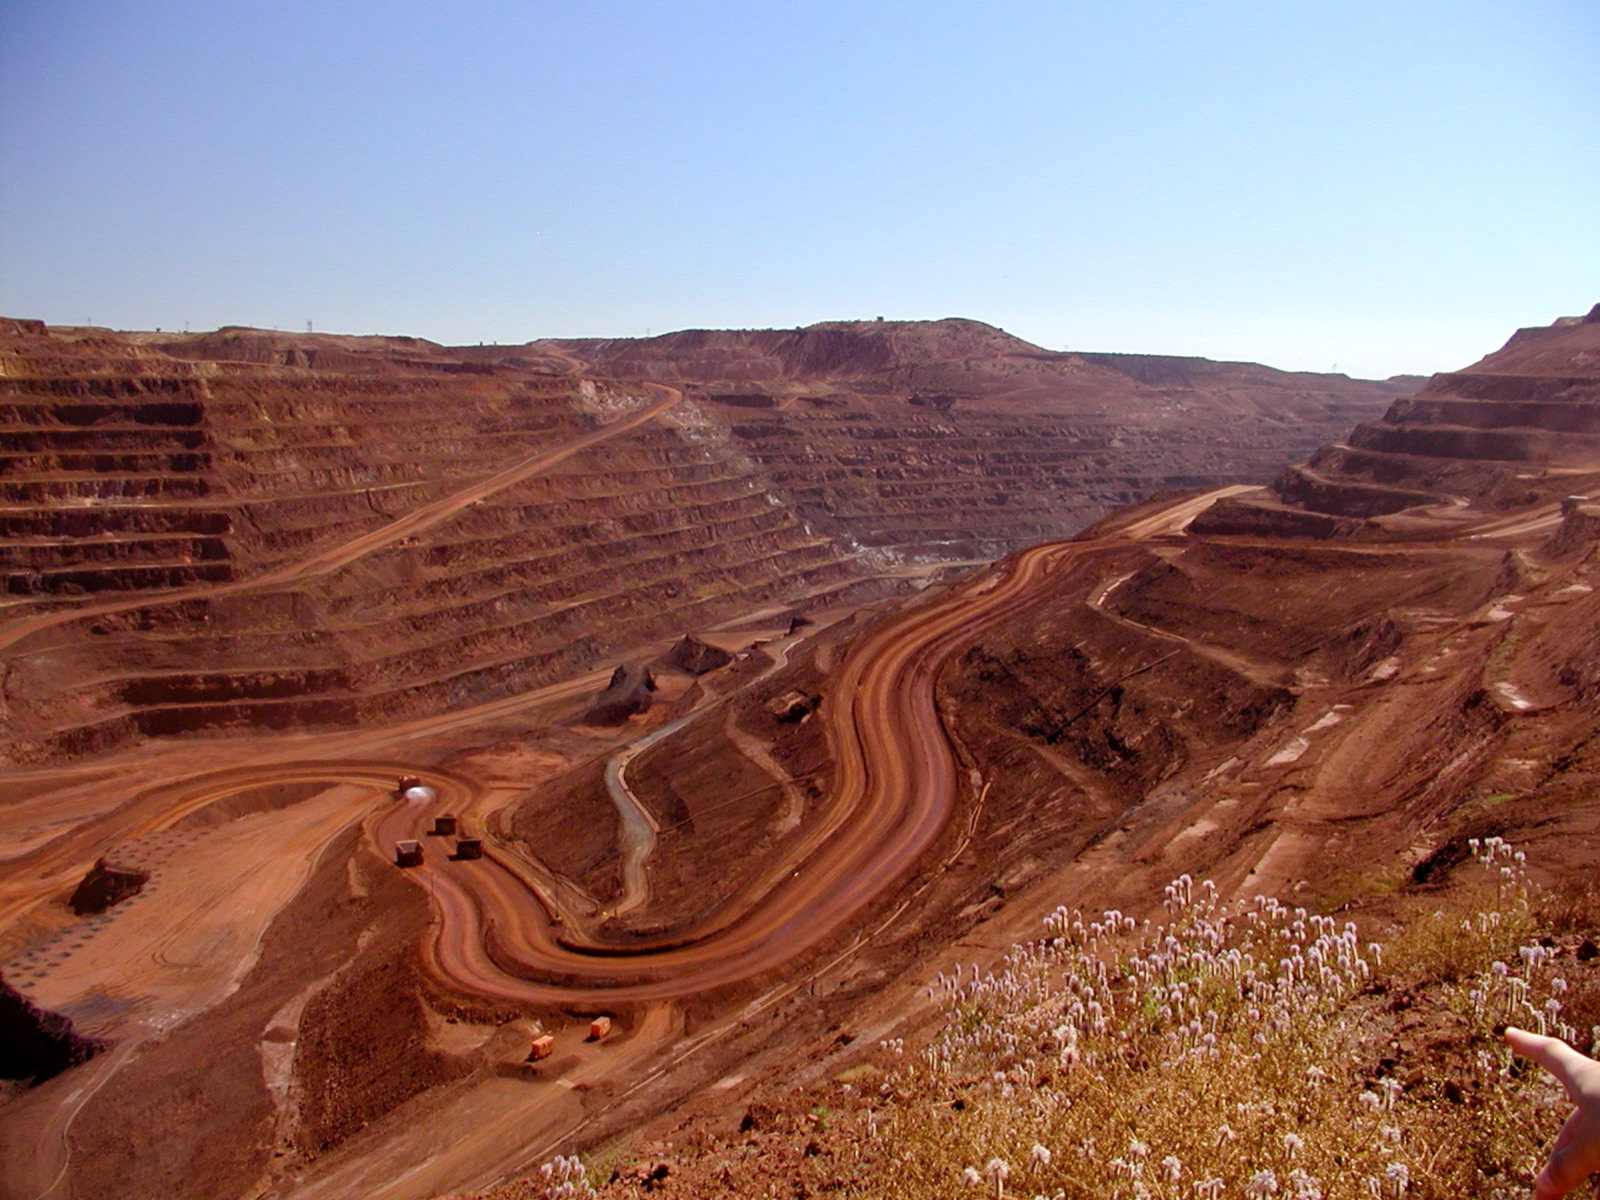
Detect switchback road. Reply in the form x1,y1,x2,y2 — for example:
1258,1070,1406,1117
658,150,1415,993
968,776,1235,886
365,487,1246,1004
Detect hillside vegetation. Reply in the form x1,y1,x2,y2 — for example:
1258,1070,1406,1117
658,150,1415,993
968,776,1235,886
506,843,1598,1199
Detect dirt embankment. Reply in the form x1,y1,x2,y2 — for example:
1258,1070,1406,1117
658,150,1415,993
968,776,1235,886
1193,312,1600,533
45,827,448,1200
291,906,474,1155
510,758,625,904
608,638,840,939
0,976,103,1086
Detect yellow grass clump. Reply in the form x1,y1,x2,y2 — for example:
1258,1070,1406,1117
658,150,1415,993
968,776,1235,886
529,838,1594,1199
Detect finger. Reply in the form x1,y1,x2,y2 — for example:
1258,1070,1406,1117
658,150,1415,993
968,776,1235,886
1529,1111,1574,1200
1505,1027,1589,1099
1536,1110,1600,1200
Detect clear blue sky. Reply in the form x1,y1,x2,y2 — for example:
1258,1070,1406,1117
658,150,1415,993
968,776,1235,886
2,1,1595,377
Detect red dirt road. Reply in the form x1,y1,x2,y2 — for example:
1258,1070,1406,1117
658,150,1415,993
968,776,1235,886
365,488,1250,1005
0,484,1240,1200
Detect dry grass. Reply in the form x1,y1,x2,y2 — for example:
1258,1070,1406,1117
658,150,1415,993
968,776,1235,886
526,840,1595,1200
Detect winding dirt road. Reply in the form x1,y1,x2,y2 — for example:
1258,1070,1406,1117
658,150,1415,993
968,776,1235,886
357,489,1237,1005
5,478,1234,1009
0,481,1238,1200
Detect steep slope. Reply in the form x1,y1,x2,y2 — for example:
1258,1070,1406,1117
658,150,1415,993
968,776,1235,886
1197,304,1600,537
549,318,1409,558
1,317,1403,761
0,326,879,762
927,306,1600,913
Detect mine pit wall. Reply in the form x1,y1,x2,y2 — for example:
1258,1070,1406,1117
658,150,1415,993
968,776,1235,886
1102,541,1506,666
1391,396,1600,435
929,534,1585,917
0,395,889,764
3,545,874,763
1278,368,1600,518
3,350,906,762
1349,422,1600,466
2,321,1410,763
1306,444,1510,497
1188,497,1362,540
1,361,236,608
1,348,589,609
718,394,1384,559
1273,464,1437,518
1418,371,1600,406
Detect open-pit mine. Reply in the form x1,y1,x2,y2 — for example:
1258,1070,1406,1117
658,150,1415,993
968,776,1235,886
2,309,1597,1200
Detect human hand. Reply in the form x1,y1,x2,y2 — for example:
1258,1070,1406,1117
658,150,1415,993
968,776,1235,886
1506,1026,1600,1199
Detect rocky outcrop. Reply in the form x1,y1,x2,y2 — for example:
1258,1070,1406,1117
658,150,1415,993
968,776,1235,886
1188,496,1362,540
1545,500,1600,557
767,689,819,723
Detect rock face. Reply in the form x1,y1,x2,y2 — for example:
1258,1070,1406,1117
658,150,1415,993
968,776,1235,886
1198,305,1600,535
585,663,658,725
661,635,734,676
0,975,103,1083
1546,500,1600,556
0,316,1405,763
552,319,1409,561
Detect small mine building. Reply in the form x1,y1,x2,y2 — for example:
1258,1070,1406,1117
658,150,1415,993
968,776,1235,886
588,1016,612,1041
432,814,457,836
455,837,483,860
395,839,423,868
529,1034,554,1061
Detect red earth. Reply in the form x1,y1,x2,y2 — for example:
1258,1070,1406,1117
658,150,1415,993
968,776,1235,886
1,309,1594,1200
